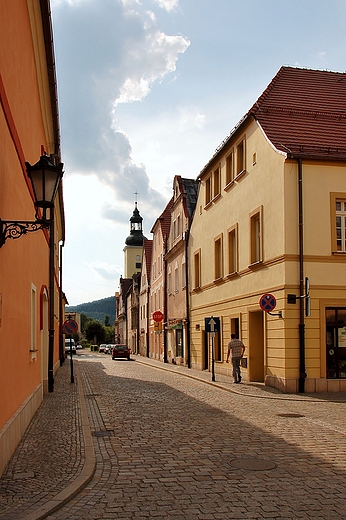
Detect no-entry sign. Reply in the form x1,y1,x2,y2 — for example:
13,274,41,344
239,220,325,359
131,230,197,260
259,294,277,312
63,319,78,335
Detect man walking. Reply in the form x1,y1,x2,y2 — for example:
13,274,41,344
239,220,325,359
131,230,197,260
226,333,245,383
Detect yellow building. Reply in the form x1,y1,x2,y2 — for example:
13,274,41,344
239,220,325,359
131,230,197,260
188,66,346,393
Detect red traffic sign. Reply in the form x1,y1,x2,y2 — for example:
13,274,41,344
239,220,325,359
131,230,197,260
63,319,78,335
259,293,277,312
153,310,164,322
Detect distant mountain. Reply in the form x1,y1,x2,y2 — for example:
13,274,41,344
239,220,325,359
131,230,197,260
66,296,116,324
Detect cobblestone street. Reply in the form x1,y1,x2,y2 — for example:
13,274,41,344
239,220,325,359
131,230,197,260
2,351,346,519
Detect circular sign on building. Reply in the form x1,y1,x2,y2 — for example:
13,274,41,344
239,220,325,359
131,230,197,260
259,294,277,312
63,319,78,335
153,310,164,322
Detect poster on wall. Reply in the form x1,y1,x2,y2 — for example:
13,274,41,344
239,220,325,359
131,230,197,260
338,327,346,347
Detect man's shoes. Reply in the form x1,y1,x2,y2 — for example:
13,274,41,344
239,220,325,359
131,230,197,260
233,381,240,384
239,376,242,382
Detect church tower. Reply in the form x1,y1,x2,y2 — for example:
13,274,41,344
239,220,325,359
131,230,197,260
123,202,147,278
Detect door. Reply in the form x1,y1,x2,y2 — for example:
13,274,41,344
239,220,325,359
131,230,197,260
248,310,264,382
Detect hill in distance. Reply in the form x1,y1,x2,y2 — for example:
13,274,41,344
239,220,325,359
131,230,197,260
66,296,115,324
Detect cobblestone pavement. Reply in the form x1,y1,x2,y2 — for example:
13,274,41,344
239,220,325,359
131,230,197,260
2,351,346,519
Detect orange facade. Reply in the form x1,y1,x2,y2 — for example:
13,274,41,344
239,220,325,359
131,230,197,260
0,0,64,475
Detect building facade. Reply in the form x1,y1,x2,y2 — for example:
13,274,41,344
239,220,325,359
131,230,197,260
0,0,65,475
148,199,173,360
188,66,346,393
165,176,198,365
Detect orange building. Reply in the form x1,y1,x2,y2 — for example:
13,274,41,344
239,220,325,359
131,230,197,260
0,0,65,475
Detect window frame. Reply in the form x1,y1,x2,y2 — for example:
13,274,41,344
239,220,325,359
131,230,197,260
225,149,234,187
235,136,246,178
214,233,223,281
194,249,201,289
227,224,238,275
331,192,346,253
249,206,263,266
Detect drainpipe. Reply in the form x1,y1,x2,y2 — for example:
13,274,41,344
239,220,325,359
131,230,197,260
298,157,306,392
59,241,64,366
184,230,191,368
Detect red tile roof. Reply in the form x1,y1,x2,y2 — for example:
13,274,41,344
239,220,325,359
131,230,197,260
201,66,346,174
249,66,346,160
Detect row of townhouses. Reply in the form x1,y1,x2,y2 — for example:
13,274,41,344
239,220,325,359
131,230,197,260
115,65,346,395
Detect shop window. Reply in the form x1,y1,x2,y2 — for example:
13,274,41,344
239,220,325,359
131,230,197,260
326,307,346,379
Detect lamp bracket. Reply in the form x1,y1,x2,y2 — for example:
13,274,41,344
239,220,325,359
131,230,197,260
0,219,50,248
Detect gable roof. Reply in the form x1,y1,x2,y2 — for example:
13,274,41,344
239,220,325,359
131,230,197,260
249,66,346,160
201,66,346,175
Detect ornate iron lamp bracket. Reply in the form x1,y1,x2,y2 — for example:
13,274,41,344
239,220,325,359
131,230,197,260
0,219,50,248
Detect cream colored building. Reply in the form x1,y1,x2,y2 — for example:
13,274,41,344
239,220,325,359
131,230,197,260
188,66,346,393
148,198,173,360
165,176,198,365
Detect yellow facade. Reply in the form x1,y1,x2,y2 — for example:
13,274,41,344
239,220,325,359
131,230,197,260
188,117,346,393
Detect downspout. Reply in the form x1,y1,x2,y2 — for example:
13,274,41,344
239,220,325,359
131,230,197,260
184,230,191,368
298,157,306,392
59,241,64,366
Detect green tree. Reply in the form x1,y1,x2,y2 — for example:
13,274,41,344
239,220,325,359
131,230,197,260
104,315,110,327
104,325,115,344
85,319,105,345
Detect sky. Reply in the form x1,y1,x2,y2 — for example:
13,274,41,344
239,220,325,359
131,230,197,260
51,0,346,306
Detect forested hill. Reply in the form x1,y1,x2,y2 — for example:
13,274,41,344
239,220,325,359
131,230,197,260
66,296,115,324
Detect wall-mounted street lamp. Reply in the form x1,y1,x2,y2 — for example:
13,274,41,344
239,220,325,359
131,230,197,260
0,153,64,392
0,154,63,247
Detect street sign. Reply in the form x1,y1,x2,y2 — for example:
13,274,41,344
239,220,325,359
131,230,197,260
153,310,164,322
259,294,276,312
205,317,220,333
63,319,78,335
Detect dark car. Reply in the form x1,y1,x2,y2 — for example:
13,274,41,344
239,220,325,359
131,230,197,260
112,344,131,360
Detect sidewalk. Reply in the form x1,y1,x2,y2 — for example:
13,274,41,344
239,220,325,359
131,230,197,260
1,353,346,519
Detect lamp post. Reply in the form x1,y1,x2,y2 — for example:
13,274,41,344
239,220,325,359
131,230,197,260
0,154,64,392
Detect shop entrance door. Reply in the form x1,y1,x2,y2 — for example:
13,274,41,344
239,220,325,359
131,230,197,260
326,308,346,379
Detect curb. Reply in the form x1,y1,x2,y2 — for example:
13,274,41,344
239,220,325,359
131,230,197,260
23,362,96,520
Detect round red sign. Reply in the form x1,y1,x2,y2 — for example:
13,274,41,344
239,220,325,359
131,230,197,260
153,310,164,322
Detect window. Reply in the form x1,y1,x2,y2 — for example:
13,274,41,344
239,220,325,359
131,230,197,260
227,225,238,274
177,214,181,237
205,176,212,205
225,151,234,186
174,263,179,292
250,207,263,264
136,254,141,269
214,235,223,280
336,200,346,252
168,270,172,294
213,166,221,198
236,138,246,176
182,256,186,288
194,250,201,289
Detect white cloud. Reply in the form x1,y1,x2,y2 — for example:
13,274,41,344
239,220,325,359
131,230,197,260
85,260,123,280
153,0,179,12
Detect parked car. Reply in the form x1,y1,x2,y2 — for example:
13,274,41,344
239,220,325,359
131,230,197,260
65,338,76,355
99,344,107,353
112,344,131,360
